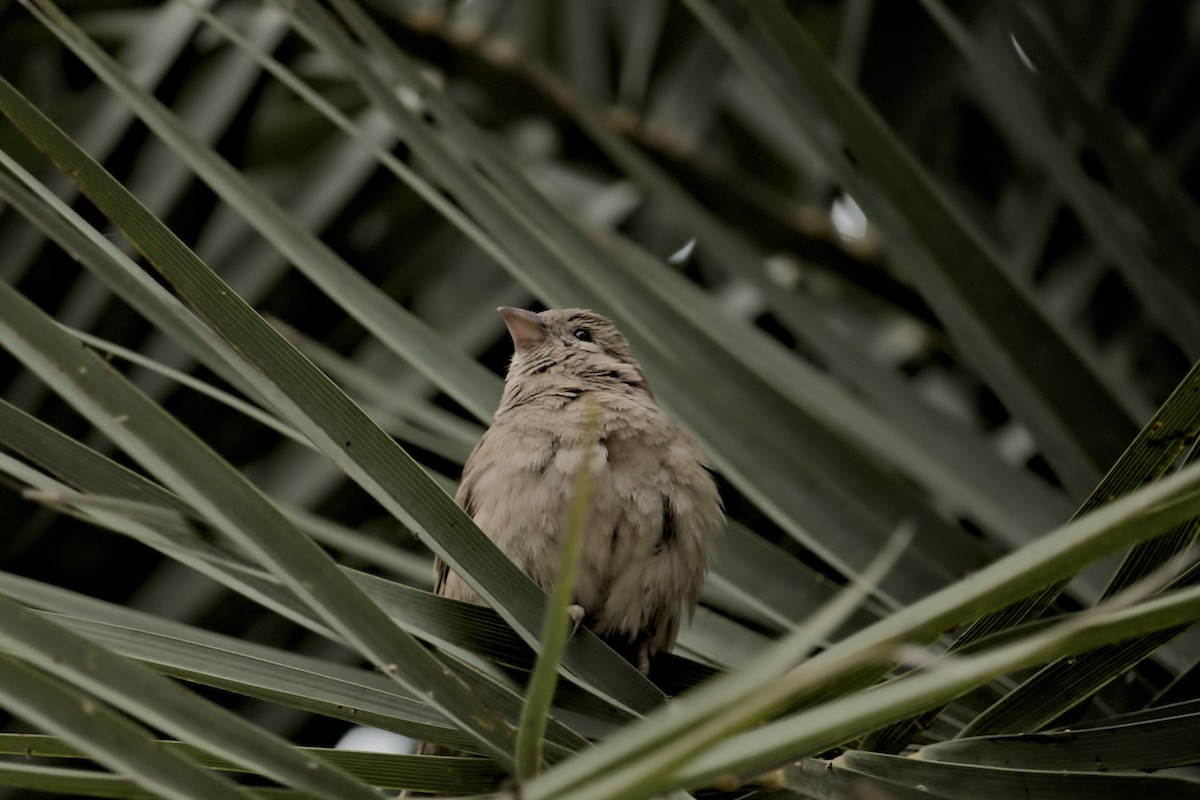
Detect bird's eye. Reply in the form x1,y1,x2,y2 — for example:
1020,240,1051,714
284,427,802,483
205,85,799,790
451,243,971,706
572,328,592,343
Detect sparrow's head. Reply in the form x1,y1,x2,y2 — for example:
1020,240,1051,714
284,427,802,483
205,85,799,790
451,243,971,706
498,307,650,396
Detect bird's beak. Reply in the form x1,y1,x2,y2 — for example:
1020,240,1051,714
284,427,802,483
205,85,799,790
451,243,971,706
498,307,548,352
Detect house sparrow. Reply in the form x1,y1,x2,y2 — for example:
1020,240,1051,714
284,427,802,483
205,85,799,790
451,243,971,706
435,307,722,675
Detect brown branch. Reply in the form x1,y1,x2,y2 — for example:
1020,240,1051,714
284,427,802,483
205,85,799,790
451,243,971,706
359,3,938,326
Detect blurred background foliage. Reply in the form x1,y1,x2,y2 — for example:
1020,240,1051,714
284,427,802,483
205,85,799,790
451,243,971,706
2,0,1200,798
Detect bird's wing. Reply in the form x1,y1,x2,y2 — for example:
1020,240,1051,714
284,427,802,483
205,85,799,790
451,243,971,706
432,554,450,596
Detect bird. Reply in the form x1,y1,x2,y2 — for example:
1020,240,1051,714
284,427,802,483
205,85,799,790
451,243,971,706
434,307,723,675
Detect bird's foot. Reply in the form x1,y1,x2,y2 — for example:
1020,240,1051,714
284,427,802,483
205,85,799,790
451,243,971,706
567,604,586,637
636,642,651,676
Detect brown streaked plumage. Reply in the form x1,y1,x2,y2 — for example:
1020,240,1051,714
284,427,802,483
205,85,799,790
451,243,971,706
435,307,723,674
